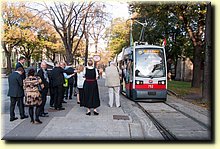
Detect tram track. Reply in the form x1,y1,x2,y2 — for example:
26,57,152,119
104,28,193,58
135,101,210,140
163,102,210,130
121,92,178,140
166,90,210,130
121,91,210,140
135,102,178,141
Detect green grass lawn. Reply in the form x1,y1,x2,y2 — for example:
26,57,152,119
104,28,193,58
167,81,209,110
167,80,201,96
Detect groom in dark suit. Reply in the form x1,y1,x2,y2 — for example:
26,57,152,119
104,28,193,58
8,67,28,121
15,56,26,80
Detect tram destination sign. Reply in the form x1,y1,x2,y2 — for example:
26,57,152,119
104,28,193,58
138,49,161,55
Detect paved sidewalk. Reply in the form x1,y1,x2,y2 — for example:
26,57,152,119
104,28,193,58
2,78,210,140
2,79,158,140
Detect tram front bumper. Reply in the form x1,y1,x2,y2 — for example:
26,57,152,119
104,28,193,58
132,89,167,100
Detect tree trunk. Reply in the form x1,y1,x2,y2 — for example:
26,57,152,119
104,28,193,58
62,38,73,64
191,45,202,88
52,53,56,63
66,49,74,64
84,32,89,66
2,42,12,74
67,35,74,64
26,56,31,67
64,41,73,64
202,3,212,102
6,52,12,75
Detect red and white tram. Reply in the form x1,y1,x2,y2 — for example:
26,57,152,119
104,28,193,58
116,42,167,101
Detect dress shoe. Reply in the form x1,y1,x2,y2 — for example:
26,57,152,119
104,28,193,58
86,112,91,116
49,106,54,109
94,111,99,115
43,112,48,115
77,102,80,104
62,101,67,103
39,114,49,117
20,115,28,119
58,107,65,110
35,119,42,124
10,117,18,122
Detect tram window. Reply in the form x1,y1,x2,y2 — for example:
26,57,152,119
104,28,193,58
135,48,166,78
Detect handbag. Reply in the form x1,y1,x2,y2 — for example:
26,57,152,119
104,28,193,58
36,77,44,92
37,84,42,92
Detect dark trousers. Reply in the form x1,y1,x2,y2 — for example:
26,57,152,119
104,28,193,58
61,86,65,101
10,97,25,119
79,88,85,107
39,88,48,115
65,83,73,99
54,85,64,109
29,106,40,121
64,87,68,99
49,87,54,107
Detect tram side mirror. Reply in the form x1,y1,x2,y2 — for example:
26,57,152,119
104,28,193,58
135,70,140,76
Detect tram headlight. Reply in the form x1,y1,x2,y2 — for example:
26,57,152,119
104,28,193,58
136,80,143,85
158,80,166,85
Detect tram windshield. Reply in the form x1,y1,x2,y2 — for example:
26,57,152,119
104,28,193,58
135,48,166,78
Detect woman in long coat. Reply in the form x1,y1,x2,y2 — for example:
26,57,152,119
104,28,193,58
23,69,44,124
83,60,100,115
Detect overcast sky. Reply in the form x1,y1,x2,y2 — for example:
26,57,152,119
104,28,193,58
106,1,130,19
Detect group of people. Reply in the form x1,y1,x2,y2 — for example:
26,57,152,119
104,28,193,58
8,57,49,124
8,56,122,124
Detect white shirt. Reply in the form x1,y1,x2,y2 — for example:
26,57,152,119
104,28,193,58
77,71,85,88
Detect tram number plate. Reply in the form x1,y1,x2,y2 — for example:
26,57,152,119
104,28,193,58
148,85,154,88
148,92,156,96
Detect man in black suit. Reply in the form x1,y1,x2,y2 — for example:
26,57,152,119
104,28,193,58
15,56,26,80
8,67,28,121
64,63,75,100
37,61,49,117
73,71,77,97
51,62,65,110
48,69,54,108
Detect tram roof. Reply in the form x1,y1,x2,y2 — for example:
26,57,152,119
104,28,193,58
116,44,164,62
135,44,164,49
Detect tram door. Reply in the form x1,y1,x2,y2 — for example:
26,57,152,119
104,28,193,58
124,59,133,98
120,61,126,93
